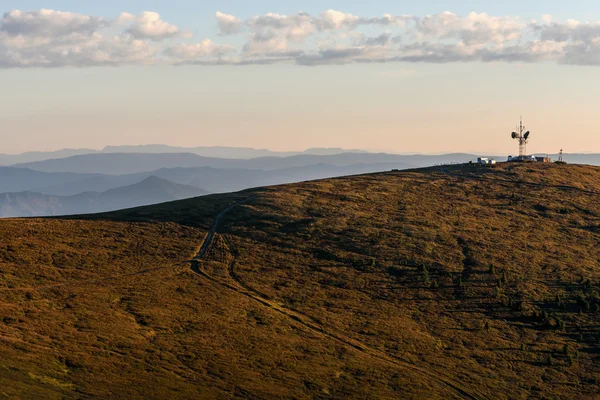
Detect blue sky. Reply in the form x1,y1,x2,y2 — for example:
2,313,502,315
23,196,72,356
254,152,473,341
12,1,600,21
2,2,600,154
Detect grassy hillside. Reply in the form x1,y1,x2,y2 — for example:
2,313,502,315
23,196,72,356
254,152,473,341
0,163,599,399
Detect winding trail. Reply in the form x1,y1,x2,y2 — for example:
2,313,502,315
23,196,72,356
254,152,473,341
190,197,486,400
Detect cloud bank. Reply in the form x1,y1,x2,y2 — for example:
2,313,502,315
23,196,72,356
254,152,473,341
2,8,600,67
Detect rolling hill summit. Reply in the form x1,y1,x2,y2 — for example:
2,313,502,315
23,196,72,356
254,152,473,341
1,160,599,399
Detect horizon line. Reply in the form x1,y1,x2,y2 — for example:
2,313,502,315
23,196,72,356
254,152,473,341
0,144,597,158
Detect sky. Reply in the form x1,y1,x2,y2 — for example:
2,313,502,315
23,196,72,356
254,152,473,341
1,1,600,155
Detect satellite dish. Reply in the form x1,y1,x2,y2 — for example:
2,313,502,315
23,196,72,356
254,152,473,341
511,132,517,139
524,131,530,140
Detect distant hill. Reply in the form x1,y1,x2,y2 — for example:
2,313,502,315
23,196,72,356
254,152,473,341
0,176,208,217
14,153,225,175
15,152,481,175
0,167,100,193
0,149,98,165
4,145,600,168
29,175,134,196
0,146,371,165
102,145,369,159
0,163,598,398
98,176,208,209
29,162,411,196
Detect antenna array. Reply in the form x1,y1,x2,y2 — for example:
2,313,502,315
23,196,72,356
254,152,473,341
511,116,531,157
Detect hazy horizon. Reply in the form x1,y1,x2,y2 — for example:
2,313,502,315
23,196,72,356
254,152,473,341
0,143,595,157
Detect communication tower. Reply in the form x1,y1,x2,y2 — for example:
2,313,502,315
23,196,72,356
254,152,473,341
555,149,567,165
511,116,530,158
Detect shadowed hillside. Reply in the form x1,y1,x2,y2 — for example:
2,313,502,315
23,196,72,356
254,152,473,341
1,163,599,399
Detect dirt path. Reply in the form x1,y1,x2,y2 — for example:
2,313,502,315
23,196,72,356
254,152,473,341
190,197,486,400
195,197,256,259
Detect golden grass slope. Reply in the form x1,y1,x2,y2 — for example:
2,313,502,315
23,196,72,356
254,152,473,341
0,162,599,399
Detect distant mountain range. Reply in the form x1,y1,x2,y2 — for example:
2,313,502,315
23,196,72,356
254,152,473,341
0,177,208,217
0,167,99,193
101,145,370,159
14,152,483,175
1,146,598,218
0,149,97,165
26,162,410,196
0,160,414,216
2,145,599,168
0,146,369,165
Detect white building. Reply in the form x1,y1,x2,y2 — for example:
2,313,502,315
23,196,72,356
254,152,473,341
477,157,497,165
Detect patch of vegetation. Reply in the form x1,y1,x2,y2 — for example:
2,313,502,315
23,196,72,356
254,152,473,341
223,163,600,399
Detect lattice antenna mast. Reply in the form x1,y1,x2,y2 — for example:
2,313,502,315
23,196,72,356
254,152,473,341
511,116,531,158
519,117,526,157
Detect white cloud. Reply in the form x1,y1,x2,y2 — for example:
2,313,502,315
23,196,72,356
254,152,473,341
3,8,600,68
537,20,600,42
216,11,242,35
124,11,180,41
0,9,160,67
353,32,396,47
0,32,158,68
296,45,391,66
317,10,359,30
116,12,136,25
417,12,523,45
243,34,287,55
246,12,315,42
165,39,235,62
1,9,107,37
0,9,178,67
359,14,414,28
